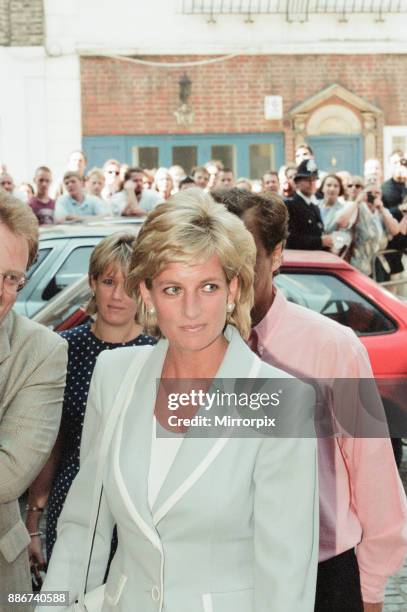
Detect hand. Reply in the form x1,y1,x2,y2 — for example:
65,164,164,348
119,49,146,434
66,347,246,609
321,234,334,248
356,191,367,205
374,198,384,212
28,535,46,572
398,202,407,213
124,179,136,191
363,602,383,612
65,214,82,222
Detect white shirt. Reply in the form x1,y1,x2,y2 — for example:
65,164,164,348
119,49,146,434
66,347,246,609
110,189,162,216
295,190,318,206
148,417,183,509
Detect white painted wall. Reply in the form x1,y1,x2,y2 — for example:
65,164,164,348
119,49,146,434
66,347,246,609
46,0,407,56
0,46,80,186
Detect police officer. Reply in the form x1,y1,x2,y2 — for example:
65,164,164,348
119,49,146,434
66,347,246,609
285,159,333,250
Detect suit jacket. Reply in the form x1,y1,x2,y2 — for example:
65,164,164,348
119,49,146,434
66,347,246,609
0,310,67,608
40,326,318,612
286,192,325,250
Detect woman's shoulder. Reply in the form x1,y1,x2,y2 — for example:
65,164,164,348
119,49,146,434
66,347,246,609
257,357,294,380
95,343,155,373
131,333,157,347
59,323,91,344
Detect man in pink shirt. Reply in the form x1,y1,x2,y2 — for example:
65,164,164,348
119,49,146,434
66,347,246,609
214,188,407,612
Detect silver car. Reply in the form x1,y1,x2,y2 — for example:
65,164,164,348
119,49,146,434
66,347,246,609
15,219,143,317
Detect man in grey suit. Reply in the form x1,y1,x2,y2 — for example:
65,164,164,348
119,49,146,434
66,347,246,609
0,192,67,610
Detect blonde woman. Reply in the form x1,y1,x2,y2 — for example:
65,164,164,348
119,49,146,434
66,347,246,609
27,233,156,571
39,190,318,612
153,167,173,201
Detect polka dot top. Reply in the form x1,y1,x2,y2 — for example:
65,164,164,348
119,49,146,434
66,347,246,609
46,322,156,559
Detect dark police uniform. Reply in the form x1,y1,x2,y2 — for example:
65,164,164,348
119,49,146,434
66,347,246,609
285,159,326,250
285,192,325,250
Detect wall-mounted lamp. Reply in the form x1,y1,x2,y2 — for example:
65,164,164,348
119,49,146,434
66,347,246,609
174,73,194,126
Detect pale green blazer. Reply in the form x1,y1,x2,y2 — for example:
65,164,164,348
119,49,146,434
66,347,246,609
0,310,67,612
40,326,318,612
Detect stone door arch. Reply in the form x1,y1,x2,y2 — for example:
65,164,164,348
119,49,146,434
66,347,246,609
289,84,383,163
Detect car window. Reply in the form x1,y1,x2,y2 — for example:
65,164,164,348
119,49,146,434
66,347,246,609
42,245,94,301
275,272,396,335
25,248,52,280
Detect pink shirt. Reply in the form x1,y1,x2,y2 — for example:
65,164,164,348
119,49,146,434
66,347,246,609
253,288,407,603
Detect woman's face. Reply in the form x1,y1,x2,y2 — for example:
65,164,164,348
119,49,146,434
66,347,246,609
322,177,341,204
91,265,138,327
140,254,238,354
348,177,364,202
156,171,172,195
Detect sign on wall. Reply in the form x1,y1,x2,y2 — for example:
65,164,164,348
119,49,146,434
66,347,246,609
264,96,283,120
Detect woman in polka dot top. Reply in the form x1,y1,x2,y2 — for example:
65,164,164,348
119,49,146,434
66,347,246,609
26,232,156,569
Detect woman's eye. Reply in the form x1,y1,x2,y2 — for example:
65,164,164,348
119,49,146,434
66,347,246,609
164,286,180,296
202,283,218,293
101,278,114,286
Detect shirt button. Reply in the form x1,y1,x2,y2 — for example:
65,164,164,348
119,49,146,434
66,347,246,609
151,585,160,601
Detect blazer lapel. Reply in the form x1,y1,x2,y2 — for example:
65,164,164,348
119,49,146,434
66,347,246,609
112,340,168,548
0,315,11,365
152,326,262,525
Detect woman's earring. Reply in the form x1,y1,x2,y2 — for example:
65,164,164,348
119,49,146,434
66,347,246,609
147,306,156,315
226,303,235,313
91,291,95,298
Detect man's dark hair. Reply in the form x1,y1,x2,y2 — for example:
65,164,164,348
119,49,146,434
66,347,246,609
179,176,195,189
262,170,279,180
212,188,288,255
63,170,82,182
124,167,144,181
34,166,52,175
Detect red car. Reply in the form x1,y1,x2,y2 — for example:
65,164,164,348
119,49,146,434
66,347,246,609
277,250,407,464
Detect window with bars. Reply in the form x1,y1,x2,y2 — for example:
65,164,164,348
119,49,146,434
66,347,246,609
182,0,407,21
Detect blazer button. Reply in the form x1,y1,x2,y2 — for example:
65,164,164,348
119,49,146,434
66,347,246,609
151,585,160,602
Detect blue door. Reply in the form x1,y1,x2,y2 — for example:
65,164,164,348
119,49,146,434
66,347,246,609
83,133,285,179
307,135,363,175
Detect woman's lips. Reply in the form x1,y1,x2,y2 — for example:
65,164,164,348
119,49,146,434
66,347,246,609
181,324,206,332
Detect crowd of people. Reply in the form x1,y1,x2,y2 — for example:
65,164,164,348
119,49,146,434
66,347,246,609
1,145,407,612
1,143,407,292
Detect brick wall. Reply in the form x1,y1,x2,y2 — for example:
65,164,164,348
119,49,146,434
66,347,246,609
81,54,407,161
0,0,43,46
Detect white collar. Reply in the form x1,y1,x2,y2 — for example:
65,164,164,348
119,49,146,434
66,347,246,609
296,190,317,205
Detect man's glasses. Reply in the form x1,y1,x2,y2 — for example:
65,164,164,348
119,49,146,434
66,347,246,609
348,184,363,189
0,271,27,294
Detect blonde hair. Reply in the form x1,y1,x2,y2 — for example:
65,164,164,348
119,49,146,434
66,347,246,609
126,188,256,339
0,190,38,267
86,167,104,181
86,232,137,315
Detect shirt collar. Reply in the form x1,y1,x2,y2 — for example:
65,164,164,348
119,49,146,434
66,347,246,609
296,190,317,205
252,288,287,354
67,193,86,207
